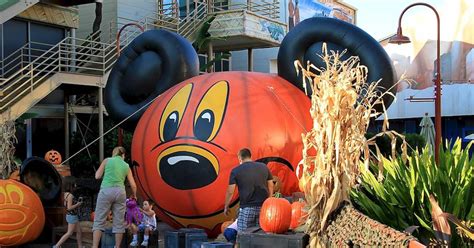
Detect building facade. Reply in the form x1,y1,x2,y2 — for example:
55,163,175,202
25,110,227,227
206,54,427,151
230,0,357,73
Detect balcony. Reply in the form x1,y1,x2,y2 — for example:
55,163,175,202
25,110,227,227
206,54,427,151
207,0,286,51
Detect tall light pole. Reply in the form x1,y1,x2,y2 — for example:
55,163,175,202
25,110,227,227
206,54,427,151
389,2,441,165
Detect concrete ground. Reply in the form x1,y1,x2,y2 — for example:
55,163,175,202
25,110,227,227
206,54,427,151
22,221,177,248
22,221,229,248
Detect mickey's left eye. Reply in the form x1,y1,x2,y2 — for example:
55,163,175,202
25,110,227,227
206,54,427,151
193,81,229,142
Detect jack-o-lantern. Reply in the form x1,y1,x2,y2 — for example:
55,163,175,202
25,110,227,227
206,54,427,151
0,179,45,246
104,18,395,237
44,150,62,165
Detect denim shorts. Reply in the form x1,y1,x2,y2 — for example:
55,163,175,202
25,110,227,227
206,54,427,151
66,214,79,224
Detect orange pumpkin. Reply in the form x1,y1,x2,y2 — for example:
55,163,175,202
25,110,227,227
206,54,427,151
259,197,292,234
132,72,312,236
0,179,45,246
44,150,62,165
290,200,307,229
220,220,233,233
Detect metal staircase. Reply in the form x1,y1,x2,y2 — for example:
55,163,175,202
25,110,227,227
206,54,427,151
0,1,211,123
0,0,39,24
0,30,140,122
109,1,208,43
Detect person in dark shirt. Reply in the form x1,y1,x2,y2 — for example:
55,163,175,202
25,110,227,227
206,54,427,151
224,148,274,231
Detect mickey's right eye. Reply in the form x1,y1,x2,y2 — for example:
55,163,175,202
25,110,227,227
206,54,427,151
159,84,193,142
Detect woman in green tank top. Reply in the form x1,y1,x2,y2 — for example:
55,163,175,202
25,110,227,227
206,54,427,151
91,146,137,248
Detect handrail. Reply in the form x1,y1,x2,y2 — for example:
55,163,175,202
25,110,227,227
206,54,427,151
1,0,241,114
0,42,56,78
209,0,280,19
0,17,149,113
178,1,208,39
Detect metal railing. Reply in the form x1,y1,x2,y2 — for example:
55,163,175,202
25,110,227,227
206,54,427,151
210,0,280,19
178,1,208,39
0,0,283,114
109,1,208,42
0,42,56,79
0,29,142,113
109,2,179,42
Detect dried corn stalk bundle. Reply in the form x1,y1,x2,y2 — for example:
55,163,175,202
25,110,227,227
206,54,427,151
0,118,18,179
295,44,404,247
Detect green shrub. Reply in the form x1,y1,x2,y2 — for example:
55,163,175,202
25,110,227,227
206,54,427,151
351,139,474,246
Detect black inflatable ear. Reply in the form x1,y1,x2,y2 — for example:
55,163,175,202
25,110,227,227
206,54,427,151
278,17,396,110
20,157,62,205
105,29,200,131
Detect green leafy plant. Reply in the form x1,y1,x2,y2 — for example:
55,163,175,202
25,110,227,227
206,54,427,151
351,139,474,246
191,15,230,72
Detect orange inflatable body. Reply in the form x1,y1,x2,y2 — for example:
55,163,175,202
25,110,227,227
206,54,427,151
132,71,311,236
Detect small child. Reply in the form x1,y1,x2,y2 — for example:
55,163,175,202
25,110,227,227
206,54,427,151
130,200,157,247
54,177,83,248
223,219,238,244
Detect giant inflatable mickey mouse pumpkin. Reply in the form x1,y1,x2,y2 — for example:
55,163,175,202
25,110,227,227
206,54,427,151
105,17,395,236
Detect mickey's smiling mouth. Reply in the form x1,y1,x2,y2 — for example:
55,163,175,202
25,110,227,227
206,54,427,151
157,145,219,190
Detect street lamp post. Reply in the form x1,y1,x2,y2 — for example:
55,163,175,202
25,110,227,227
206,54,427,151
389,2,441,165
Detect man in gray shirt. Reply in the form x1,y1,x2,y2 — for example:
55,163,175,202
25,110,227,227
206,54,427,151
224,148,274,231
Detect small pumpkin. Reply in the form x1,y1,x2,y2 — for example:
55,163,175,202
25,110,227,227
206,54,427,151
259,197,292,234
220,220,234,233
0,179,45,246
44,150,62,165
290,200,307,229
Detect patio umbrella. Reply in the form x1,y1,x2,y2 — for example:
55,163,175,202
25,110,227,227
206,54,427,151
420,113,435,154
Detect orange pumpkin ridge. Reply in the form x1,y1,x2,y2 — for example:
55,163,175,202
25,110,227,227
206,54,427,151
259,197,292,234
0,179,45,246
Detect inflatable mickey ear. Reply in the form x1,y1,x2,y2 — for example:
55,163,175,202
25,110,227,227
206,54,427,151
105,30,200,131
20,157,62,205
278,17,396,110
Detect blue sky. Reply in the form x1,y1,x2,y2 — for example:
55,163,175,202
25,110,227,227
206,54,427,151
344,0,444,40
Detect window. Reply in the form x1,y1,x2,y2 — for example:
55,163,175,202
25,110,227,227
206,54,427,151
1,19,66,77
198,53,231,73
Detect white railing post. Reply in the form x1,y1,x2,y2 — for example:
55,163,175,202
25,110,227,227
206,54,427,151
58,43,62,72
71,29,77,73
30,64,34,92
103,40,106,74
